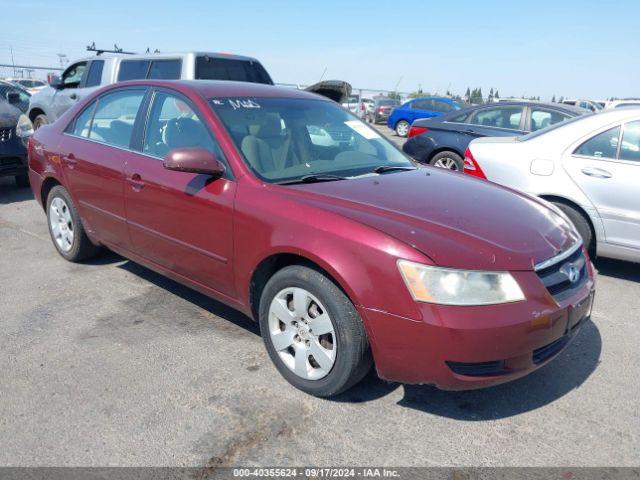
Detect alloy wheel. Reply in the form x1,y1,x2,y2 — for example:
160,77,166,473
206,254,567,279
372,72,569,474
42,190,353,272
268,287,337,380
49,197,74,252
433,157,460,171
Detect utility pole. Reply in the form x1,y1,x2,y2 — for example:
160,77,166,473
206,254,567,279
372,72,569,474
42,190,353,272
10,46,16,76
393,76,403,99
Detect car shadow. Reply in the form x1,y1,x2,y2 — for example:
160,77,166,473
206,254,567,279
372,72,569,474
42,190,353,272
116,259,260,336
334,319,601,420
594,257,640,283
0,177,34,204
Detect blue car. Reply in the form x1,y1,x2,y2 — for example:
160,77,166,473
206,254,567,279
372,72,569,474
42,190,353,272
387,96,462,137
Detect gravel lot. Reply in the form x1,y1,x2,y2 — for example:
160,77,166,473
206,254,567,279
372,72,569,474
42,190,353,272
1,155,639,467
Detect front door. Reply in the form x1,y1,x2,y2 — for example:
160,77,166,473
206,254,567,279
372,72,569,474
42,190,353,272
124,89,237,297
564,121,640,250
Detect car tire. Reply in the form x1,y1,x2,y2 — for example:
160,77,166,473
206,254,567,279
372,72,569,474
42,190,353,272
552,202,594,256
429,151,464,171
46,185,98,262
395,120,410,137
15,174,30,187
33,114,49,130
259,265,372,397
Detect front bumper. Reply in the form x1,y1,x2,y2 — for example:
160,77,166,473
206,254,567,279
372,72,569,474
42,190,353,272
359,267,595,390
0,127,28,177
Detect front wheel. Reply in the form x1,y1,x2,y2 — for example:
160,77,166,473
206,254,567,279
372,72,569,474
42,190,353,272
33,114,49,130
259,265,372,397
552,202,595,256
429,151,464,171
46,185,98,262
395,120,410,137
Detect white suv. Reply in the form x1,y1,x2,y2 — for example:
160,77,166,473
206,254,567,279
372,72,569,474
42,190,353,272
28,51,273,129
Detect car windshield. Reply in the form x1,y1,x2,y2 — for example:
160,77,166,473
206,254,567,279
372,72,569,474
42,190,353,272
518,112,591,141
210,97,413,183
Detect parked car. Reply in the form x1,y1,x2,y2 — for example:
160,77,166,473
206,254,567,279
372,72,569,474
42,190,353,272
0,81,32,186
465,108,640,263
403,102,587,171
367,97,399,124
27,80,594,397
341,94,360,114
5,78,48,94
561,99,603,112
361,97,374,119
606,99,640,109
27,51,273,129
387,97,462,137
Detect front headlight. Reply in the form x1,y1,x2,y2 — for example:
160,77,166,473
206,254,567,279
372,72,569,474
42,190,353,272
397,260,525,306
16,114,34,138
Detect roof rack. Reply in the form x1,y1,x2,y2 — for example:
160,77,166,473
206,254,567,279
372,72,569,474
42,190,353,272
86,42,135,56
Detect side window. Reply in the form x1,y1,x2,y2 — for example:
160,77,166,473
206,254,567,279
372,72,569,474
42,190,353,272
411,100,431,111
574,126,620,159
447,112,470,123
88,90,146,147
432,100,453,113
472,107,522,129
118,60,150,81
143,92,225,162
85,60,104,88
148,60,182,79
70,101,97,137
619,121,640,162
530,109,571,132
62,62,87,89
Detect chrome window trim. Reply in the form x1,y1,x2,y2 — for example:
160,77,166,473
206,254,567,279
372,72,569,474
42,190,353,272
62,132,163,161
534,240,583,271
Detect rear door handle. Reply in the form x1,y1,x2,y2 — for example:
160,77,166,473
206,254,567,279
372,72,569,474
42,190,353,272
581,167,612,179
62,153,77,169
126,173,145,191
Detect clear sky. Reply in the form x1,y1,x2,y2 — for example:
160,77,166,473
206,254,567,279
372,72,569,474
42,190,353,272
0,0,637,100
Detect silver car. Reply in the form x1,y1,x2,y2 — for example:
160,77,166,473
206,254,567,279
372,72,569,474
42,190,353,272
465,108,640,263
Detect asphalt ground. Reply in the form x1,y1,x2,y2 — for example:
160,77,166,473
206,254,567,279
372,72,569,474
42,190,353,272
1,155,638,467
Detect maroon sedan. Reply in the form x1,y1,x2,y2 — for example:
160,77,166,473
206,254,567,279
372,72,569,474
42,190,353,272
27,80,595,397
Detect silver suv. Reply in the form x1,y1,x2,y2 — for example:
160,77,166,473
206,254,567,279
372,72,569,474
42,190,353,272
27,51,273,128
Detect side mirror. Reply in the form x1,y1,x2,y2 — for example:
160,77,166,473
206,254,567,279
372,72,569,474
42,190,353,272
7,91,21,105
50,76,63,90
163,147,225,177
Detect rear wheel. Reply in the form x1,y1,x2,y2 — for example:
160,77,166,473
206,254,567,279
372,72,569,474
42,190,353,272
33,114,48,130
259,265,372,397
429,151,464,171
395,120,410,137
46,185,98,262
552,202,594,256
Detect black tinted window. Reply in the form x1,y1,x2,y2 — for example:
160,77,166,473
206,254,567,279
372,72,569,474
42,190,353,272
148,60,182,79
118,60,150,81
432,100,454,112
472,107,522,129
530,109,571,132
195,56,273,84
85,60,104,88
574,126,620,159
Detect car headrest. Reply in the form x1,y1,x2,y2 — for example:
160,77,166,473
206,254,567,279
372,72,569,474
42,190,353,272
163,117,204,149
248,112,283,138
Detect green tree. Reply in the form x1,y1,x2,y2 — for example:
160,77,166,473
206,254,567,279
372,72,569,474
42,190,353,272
464,87,471,103
551,95,556,103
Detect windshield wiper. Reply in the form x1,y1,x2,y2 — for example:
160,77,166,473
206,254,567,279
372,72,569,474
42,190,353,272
371,165,417,174
277,174,348,185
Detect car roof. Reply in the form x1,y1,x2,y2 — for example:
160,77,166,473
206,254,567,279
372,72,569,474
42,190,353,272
102,79,330,101
451,101,587,116
71,51,262,63
408,96,457,102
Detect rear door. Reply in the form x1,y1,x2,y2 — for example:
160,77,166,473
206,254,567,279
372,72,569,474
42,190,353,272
59,87,147,248
564,121,640,250
526,106,573,132
123,88,237,296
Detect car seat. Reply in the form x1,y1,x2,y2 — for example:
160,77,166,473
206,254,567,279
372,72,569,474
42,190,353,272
241,113,294,173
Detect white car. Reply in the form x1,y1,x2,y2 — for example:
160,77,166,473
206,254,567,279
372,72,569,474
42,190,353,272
464,108,640,263
4,78,48,94
606,99,640,109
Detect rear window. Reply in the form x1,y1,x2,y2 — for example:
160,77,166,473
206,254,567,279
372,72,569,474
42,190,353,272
195,56,273,85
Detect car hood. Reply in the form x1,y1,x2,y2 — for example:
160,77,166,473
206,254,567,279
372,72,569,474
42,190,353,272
0,101,21,128
285,168,577,271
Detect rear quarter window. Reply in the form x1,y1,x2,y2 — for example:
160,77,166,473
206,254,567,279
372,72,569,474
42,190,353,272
195,56,273,84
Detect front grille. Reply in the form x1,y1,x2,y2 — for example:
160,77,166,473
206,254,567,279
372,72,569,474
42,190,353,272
0,127,13,142
446,360,507,377
535,244,587,302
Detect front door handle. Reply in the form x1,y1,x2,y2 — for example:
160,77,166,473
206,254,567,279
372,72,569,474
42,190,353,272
70,93,78,100
581,167,612,179
126,173,145,191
